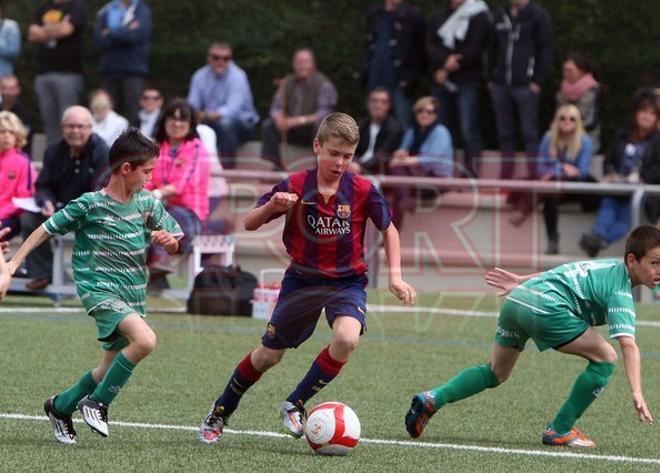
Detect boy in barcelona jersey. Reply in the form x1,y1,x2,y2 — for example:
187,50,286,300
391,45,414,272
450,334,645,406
405,225,658,448
198,112,416,444
8,128,183,443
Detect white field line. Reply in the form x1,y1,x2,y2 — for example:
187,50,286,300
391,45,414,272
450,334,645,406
1,413,659,466
1,305,660,328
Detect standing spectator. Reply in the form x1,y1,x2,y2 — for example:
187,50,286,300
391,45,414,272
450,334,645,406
509,104,593,254
388,96,453,229
261,48,338,171
0,112,36,240
351,87,403,175
29,0,87,145
131,85,163,138
94,0,152,122
0,0,21,77
362,0,426,128
580,89,660,257
0,75,34,154
488,0,554,180
427,0,491,178
89,89,129,146
187,42,259,169
20,106,109,290
557,52,602,152
145,99,209,286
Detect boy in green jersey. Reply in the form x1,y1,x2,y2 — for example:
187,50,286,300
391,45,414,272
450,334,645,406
405,225,658,448
9,128,183,443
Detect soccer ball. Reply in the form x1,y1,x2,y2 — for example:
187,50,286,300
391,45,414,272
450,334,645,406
304,402,361,456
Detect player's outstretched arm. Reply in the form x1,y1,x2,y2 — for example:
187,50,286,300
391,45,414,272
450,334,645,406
151,230,179,255
382,223,416,305
0,226,10,255
618,336,654,425
0,252,10,301
244,192,299,231
8,226,50,276
485,267,541,296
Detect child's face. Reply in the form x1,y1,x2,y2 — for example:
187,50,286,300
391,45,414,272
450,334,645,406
126,158,156,193
0,126,17,152
627,247,660,288
314,137,356,183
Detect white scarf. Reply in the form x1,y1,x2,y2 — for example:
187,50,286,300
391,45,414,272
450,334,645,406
437,0,489,49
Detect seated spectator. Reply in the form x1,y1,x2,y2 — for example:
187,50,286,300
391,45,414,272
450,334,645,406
580,88,660,257
0,0,21,77
20,106,109,290
131,86,163,139
350,87,403,175
187,42,259,168
145,99,209,287
0,111,36,239
557,52,602,151
388,96,453,229
261,48,338,171
0,75,34,154
90,89,129,146
509,104,593,254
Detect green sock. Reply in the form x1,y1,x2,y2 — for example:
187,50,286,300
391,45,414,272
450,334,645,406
53,370,98,416
429,363,500,410
90,352,136,405
552,361,615,433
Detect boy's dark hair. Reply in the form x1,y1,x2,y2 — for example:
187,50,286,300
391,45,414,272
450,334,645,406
109,128,160,172
625,225,660,260
154,98,199,144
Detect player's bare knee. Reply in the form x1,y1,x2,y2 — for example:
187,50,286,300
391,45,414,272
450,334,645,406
594,344,617,363
331,336,359,358
253,346,284,370
132,331,157,356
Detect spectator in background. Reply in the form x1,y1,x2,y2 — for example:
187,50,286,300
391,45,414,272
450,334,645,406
261,48,338,171
0,75,34,154
94,0,152,122
362,0,426,129
388,96,453,229
187,42,259,169
146,99,209,288
0,112,36,240
580,88,660,257
29,0,87,145
89,88,129,146
131,85,163,138
0,0,21,77
488,0,553,180
351,87,403,175
557,52,602,152
510,104,593,255
427,0,491,178
20,105,109,290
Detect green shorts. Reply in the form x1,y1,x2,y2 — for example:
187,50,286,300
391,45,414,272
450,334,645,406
89,298,143,352
495,298,589,352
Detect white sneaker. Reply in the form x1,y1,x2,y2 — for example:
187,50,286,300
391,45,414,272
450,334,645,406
44,396,76,445
77,395,109,437
198,404,227,444
279,400,307,438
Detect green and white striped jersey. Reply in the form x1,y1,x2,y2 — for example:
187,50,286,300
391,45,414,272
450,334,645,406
506,259,636,339
43,190,183,314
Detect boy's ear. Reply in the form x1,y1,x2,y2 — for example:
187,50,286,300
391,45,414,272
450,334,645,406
120,161,133,175
625,253,638,266
313,138,321,155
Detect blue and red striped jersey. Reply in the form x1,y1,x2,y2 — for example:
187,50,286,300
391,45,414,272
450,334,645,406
256,170,392,279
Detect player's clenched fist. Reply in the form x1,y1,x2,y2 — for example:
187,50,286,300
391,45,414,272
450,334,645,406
268,192,299,212
151,230,179,255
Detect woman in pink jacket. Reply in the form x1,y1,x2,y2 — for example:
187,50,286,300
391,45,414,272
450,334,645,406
146,99,209,286
0,111,36,239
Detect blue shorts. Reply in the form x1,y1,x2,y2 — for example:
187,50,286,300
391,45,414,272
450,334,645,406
261,271,368,350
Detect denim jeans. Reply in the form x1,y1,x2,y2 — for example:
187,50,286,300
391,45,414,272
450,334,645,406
490,83,540,179
591,196,631,244
204,117,256,169
433,83,483,177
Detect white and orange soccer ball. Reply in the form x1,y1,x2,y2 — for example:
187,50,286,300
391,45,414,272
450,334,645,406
304,402,361,456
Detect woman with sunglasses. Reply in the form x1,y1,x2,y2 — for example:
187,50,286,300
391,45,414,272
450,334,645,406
145,98,210,288
388,96,453,229
510,104,593,254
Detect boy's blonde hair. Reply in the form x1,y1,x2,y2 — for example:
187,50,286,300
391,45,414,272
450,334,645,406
0,111,27,149
315,112,359,146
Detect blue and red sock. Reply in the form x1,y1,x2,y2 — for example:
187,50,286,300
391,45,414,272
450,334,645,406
286,346,346,405
215,352,263,417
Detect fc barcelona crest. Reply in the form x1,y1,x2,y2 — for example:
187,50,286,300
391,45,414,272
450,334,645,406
336,204,351,219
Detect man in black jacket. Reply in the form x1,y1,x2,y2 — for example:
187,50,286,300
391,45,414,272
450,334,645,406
19,106,109,289
488,0,554,179
362,0,426,129
427,0,492,178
